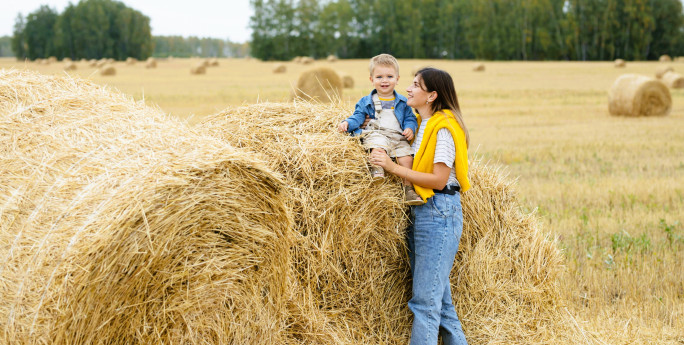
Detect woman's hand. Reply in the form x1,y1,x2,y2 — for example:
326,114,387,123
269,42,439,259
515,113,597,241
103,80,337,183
369,149,394,170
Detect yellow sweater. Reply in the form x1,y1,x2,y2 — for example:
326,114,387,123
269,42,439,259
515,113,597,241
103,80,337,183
412,109,471,201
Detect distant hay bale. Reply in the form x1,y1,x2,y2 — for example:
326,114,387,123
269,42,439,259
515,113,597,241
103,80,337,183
48,56,57,63
659,54,672,62
63,57,72,63
96,59,108,68
199,101,581,344
293,56,303,63
294,67,342,102
339,72,354,88
209,58,219,66
106,58,115,64
473,63,485,71
608,74,671,116
0,70,293,345
40,59,49,65
661,71,684,89
201,59,211,68
614,59,626,67
145,57,157,69
64,62,77,71
125,57,137,65
88,59,97,67
655,65,674,78
190,63,207,75
99,65,116,76
301,56,314,64
326,55,338,62
273,64,286,74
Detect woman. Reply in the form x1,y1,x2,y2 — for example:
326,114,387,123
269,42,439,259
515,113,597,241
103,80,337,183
369,67,470,345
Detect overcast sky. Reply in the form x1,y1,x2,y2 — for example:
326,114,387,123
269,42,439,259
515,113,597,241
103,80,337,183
1,0,253,42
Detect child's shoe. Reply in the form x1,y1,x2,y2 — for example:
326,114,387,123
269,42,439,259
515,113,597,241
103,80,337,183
404,185,424,205
370,165,385,180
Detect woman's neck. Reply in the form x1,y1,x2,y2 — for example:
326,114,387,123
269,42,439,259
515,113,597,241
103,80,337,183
416,105,434,119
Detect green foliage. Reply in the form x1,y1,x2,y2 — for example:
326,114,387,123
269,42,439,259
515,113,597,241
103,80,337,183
152,36,249,58
0,36,13,57
12,0,152,60
249,0,684,61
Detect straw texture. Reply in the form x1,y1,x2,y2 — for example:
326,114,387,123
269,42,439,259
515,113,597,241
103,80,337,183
608,74,671,116
201,102,582,344
293,67,342,103
661,71,684,88
0,69,293,345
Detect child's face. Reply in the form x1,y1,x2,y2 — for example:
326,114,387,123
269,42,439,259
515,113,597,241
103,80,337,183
370,65,399,97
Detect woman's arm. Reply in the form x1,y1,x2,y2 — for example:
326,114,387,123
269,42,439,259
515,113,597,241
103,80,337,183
369,151,450,190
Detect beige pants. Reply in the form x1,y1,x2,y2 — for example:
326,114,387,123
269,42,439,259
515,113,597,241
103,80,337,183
360,106,412,158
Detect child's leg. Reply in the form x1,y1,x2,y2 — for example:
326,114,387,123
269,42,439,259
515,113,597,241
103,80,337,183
396,155,413,186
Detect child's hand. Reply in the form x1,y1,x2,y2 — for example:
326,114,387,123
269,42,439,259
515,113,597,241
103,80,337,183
403,128,414,141
338,121,349,133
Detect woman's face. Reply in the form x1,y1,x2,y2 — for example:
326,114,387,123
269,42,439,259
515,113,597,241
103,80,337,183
406,75,429,108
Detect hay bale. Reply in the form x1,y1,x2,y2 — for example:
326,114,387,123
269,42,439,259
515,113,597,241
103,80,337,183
40,59,49,65
201,59,211,68
0,70,293,344
614,59,626,67
608,74,671,116
48,56,57,63
661,71,684,89
145,57,157,69
273,64,286,74
294,67,342,102
190,63,206,75
199,102,582,344
301,56,314,64
293,56,302,63
64,61,77,71
659,54,672,62
327,55,338,62
96,59,108,68
88,59,97,67
63,57,72,63
339,72,354,88
655,65,674,78
99,65,116,76
209,58,219,66
125,57,137,65
473,63,485,71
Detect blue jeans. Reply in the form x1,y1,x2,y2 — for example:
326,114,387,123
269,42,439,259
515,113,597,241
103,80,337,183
407,192,468,345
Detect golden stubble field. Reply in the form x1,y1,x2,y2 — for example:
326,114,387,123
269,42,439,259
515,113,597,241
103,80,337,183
2,57,683,343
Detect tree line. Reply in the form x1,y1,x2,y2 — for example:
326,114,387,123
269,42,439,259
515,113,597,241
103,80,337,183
249,0,684,61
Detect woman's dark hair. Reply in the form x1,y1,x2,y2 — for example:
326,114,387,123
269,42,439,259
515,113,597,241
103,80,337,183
415,67,469,146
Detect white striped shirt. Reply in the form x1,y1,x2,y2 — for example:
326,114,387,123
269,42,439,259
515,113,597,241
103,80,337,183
412,120,459,186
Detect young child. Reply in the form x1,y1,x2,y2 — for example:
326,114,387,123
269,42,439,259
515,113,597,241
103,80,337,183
337,54,423,205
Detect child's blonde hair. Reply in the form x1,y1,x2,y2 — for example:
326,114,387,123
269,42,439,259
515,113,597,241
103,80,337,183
369,54,400,75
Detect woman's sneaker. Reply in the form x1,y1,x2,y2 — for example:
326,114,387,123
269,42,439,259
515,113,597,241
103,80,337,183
404,185,424,205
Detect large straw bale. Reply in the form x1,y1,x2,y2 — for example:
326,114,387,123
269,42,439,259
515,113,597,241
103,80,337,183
200,102,584,344
99,65,116,76
0,70,293,345
145,57,157,68
473,63,485,71
294,67,342,102
339,72,354,88
190,63,207,75
661,71,684,88
614,58,626,67
659,54,672,62
655,65,674,78
608,74,671,116
273,63,287,73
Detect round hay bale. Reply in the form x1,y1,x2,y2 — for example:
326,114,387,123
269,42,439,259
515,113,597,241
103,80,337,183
201,59,210,68
301,56,314,65
659,54,672,62
661,71,684,89
88,59,97,67
339,72,354,88
209,58,219,66
473,63,485,72
199,102,580,344
40,59,49,65
293,56,303,63
273,63,287,74
106,58,115,64
190,63,207,75
64,61,77,71
125,57,137,65
96,59,108,68
326,55,338,62
63,57,72,63
99,65,116,76
655,65,674,78
294,67,342,102
614,59,626,67
48,56,57,63
608,74,671,116
145,57,157,69
0,69,293,345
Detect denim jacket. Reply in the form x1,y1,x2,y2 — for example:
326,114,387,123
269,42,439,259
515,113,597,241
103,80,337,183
344,90,417,136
